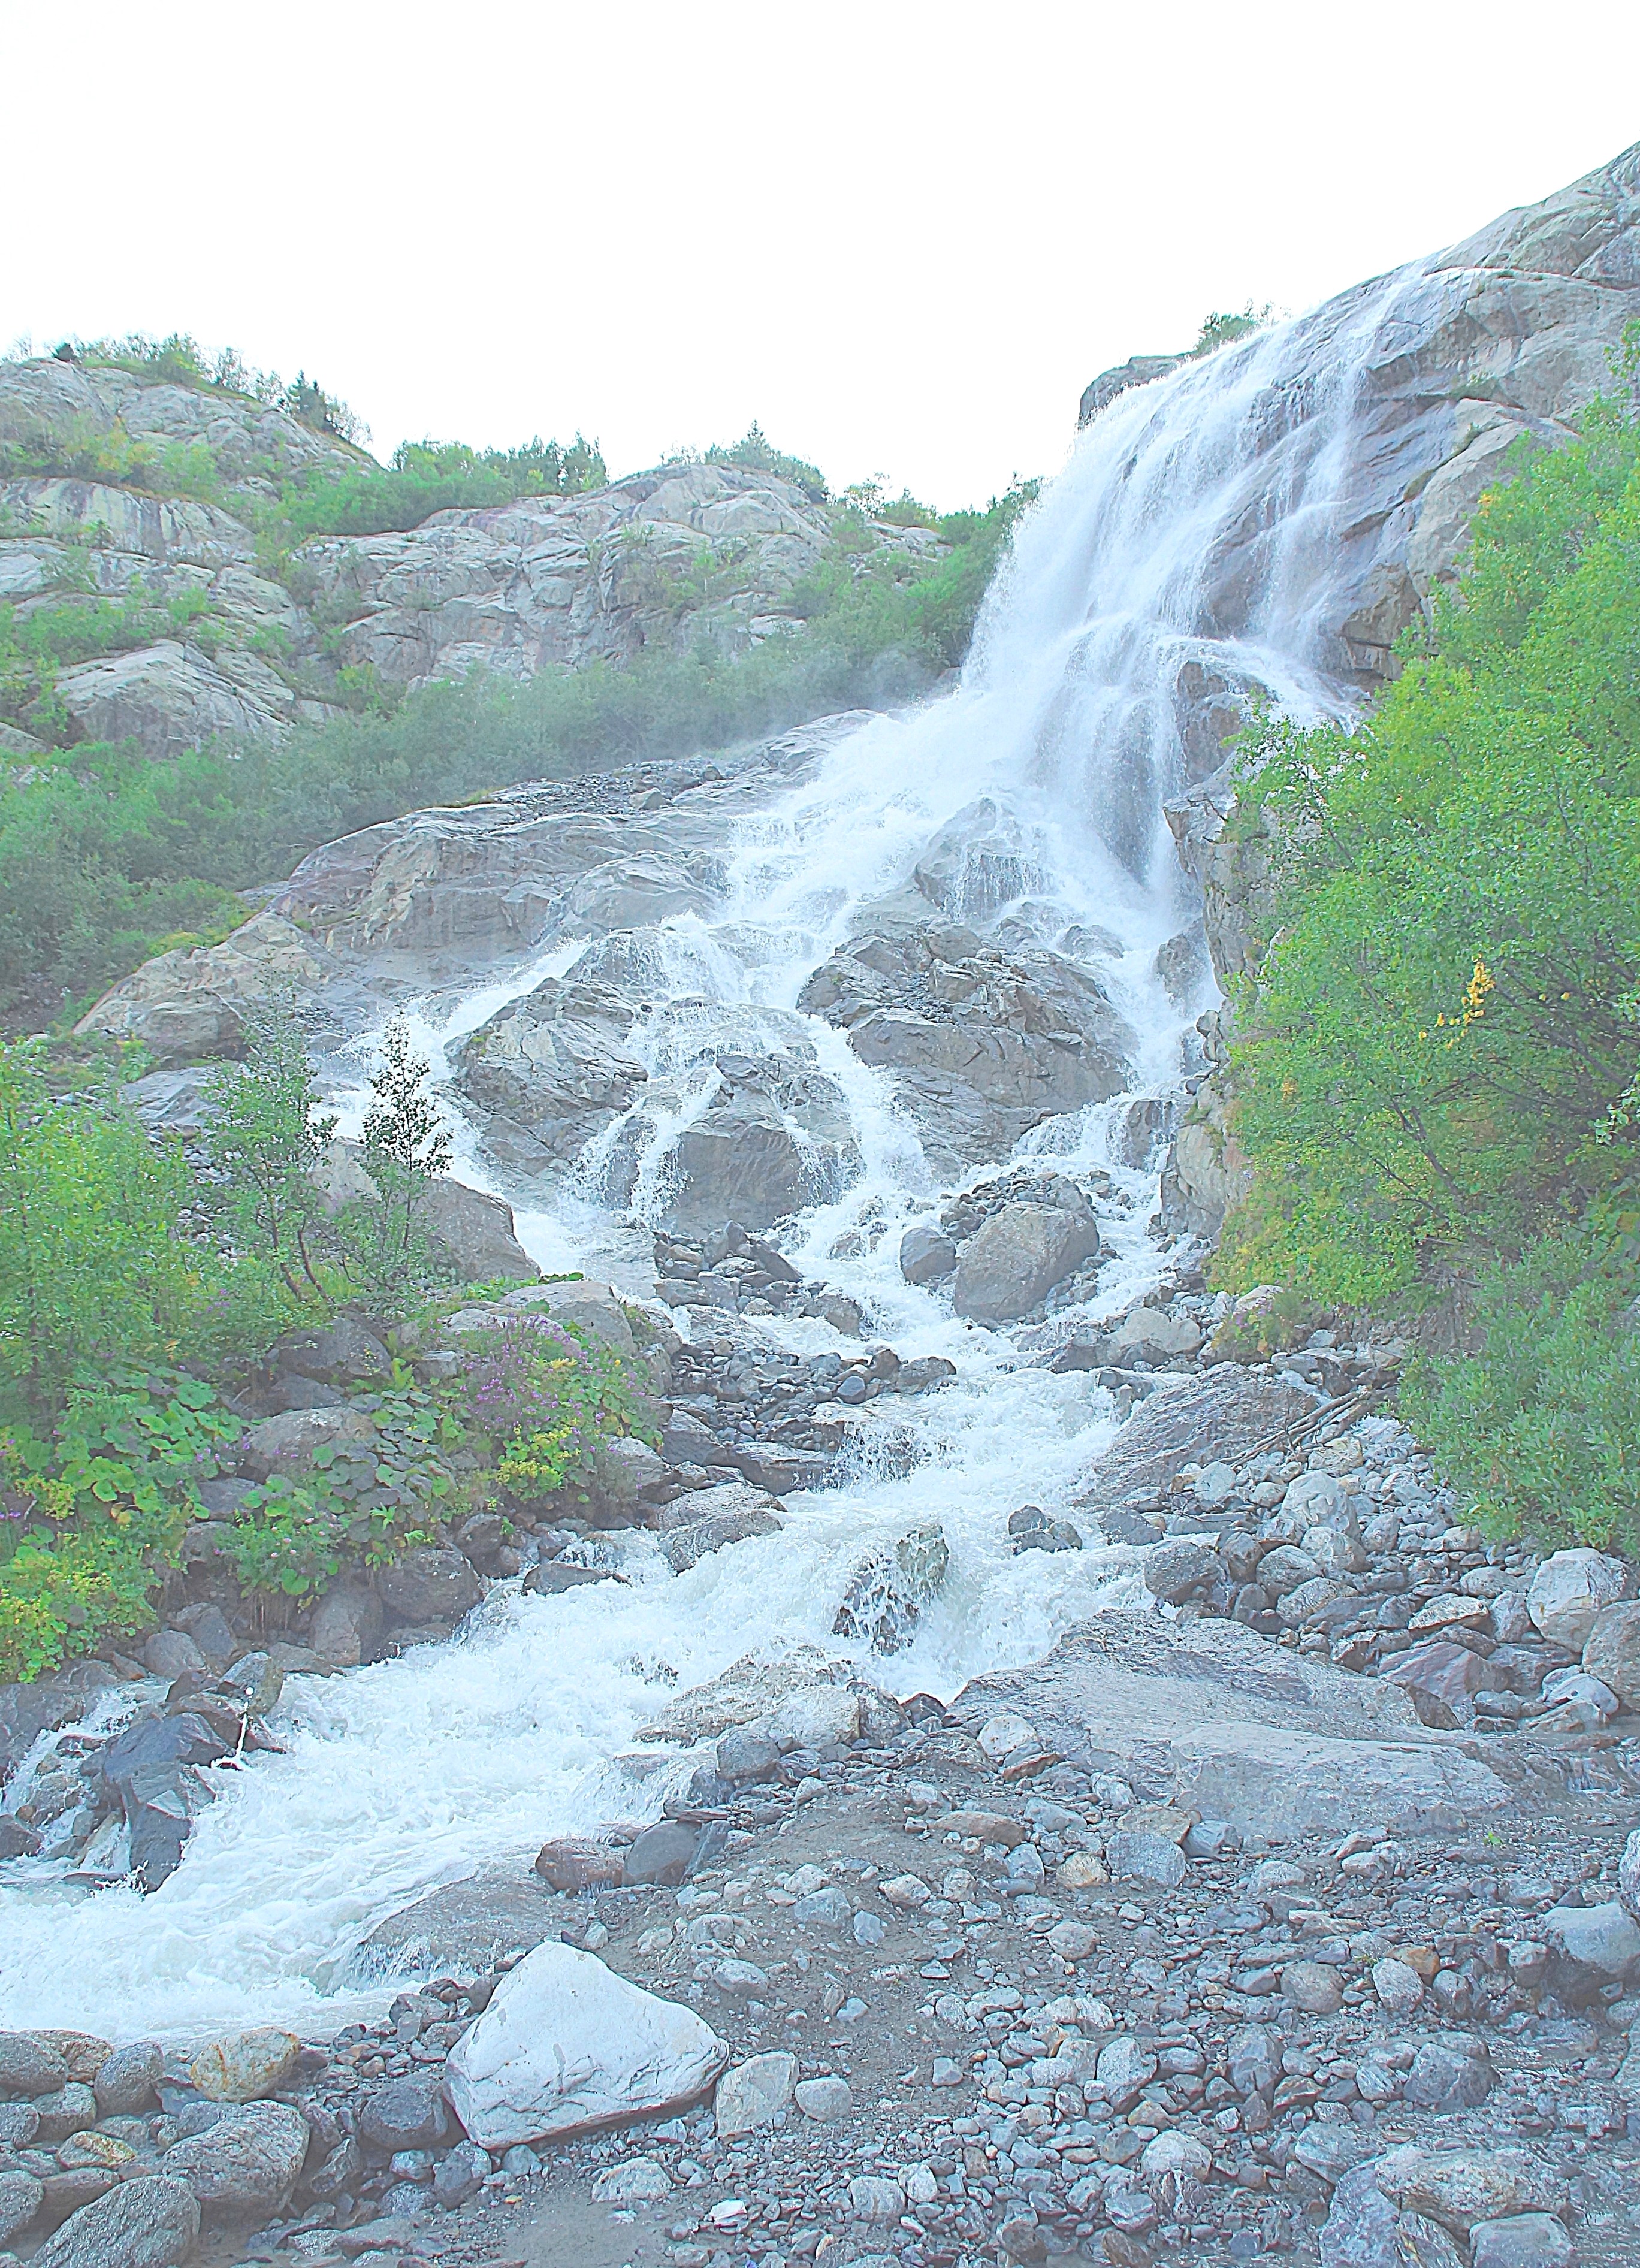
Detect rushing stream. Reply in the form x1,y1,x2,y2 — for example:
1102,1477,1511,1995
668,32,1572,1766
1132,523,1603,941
0,272,1415,2039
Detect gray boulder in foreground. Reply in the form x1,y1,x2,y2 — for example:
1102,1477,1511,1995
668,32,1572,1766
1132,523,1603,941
31,2175,200,2268
446,1939,728,2146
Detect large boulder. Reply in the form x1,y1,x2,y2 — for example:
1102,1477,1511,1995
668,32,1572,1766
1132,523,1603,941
375,1547,483,1626
55,639,294,757
953,1198,1100,1322
29,2175,200,2268
238,1403,375,1482
950,1611,1508,1838
1076,1365,1316,1517
452,977,649,1166
832,1523,950,1651
659,1482,785,1573
1527,1549,1630,1650
74,908,332,1064
444,1940,729,2145
341,1867,561,1985
1580,1601,1640,1707
189,2027,301,2103
161,2100,310,2213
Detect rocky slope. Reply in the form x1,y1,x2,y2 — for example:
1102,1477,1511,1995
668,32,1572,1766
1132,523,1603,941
0,357,941,763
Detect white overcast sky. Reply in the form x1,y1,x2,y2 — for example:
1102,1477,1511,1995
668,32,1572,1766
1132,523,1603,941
6,2,1639,509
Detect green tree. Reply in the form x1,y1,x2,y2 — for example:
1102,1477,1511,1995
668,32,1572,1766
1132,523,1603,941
339,1017,452,1313
201,998,337,1297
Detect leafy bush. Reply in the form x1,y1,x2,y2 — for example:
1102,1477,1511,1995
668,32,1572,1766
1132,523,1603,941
1399,1220,1640,1554
1,587,221,741
225,1384,457,1600
262,432,607,551
0,1369,241,1679
0,1043,245,1420
458,1318,653,1506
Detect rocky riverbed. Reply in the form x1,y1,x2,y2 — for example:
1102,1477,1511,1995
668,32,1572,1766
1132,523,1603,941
4,1278,1639,2268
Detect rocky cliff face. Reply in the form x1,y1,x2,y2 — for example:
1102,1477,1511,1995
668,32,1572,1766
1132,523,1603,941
0,361,940,763
1083,143,1640,707
1126,140,1640,1239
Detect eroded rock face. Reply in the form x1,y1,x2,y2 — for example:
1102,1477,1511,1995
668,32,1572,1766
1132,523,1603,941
798,921,1134,1172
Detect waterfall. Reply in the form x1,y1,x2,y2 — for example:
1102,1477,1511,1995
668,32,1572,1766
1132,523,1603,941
0,271,1418,2037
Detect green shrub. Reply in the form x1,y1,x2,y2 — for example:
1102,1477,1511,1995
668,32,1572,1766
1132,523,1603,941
1218,325,1640,1545
1399,1220,1640,1554
0,1368,241,1679
0,1043,237,1421
457,1318,655,1508
225,1383,458,1600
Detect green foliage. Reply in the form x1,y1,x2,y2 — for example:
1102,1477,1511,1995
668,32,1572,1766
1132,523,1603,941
0,480,1034,1027
332,1017,454,1317
0,1044,229,1420
0,587,220,741
225,1384,456,1599
261,431,607,551
1190,304,1273,357
71,333,369,445
1399,1220,1640,1554
458,1318,654,1507
200,999,337,1297
1219,341,1640,1308
703,424,827,505
0,1367,241,1680
1219,326,1640,1545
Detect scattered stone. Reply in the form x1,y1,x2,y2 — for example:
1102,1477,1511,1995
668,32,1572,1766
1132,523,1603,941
848,2172,906,2222
431,2137,492,2206
795,2075,853,2121
1283,1959,1344,2014
357,2077,450,2152
1106,1830,1187,1888
533,1836,626,1893
899,1224,957,1284
714,2051,796,2137
590,2153,669,2202
1469,2215,1573,2268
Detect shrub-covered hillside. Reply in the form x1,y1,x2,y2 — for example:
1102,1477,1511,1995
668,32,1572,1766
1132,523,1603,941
0,333,1034,1028
1216,326,1640,1550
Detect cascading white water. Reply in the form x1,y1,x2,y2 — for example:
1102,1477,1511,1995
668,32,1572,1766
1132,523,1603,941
0,277,1411,2036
